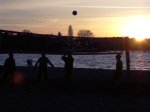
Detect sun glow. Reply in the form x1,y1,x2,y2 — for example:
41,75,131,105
121,16,150,41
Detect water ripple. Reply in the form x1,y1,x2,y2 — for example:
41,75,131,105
0,51,149,70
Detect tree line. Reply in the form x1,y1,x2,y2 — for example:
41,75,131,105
24,25,94,38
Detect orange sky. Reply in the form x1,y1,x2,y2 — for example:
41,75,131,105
0,0,150,38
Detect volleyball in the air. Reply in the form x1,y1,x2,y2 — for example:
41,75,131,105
72,10,77,16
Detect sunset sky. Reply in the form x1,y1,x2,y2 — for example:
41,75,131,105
0,0,150,38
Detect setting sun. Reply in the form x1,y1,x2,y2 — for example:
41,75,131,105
121,16,150,41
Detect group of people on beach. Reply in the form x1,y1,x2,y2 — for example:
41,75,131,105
2,52,122,84
2,52,74,84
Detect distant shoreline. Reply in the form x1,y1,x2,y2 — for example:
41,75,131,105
0,51,123,55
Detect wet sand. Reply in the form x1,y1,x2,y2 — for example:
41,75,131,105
0,67,150,112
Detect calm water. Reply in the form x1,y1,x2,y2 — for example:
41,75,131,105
0,51,150,70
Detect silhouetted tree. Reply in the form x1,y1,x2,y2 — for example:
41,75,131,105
77,30,94,37
58,32,62,36
68,25,73,37
23,29,31,34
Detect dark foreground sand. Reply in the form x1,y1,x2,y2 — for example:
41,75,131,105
0,67,150,112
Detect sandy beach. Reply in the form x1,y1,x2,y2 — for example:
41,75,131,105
0,67,150,112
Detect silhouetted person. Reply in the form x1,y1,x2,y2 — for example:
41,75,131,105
30,59,33,66
27,59,33,67
27,59,30,67
62,52,74,84
3,53,16,80
35,54,54,81
113,54,123,82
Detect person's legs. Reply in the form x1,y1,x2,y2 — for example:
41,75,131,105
65,70,72,85
3,70,15,83
43,70,48,81
3,72,9,80
113,71,122,86
38,70,42,81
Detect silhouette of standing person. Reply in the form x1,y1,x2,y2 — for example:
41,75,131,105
35,54,54,81
27,59,33,67
30,59,33,66
27,59,30,67
62,52,74,84
3,53,16,80
113,54,123,82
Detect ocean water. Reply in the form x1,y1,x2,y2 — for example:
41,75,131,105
0,51,150,70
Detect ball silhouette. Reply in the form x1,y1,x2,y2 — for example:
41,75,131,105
72,10,77,16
